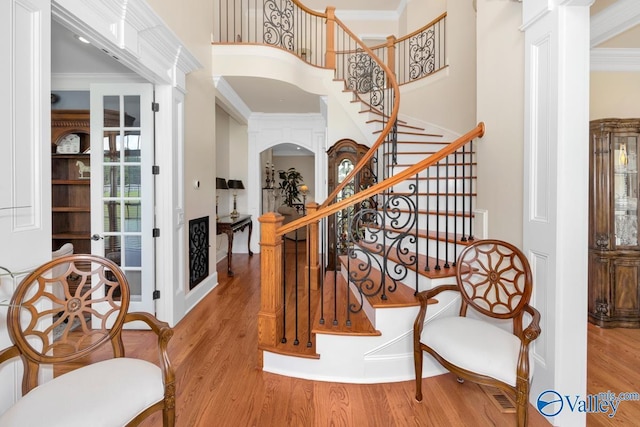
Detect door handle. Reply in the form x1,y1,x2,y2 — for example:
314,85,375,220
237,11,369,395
91,234,104,241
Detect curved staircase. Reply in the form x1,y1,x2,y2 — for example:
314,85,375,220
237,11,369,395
212,0,483,384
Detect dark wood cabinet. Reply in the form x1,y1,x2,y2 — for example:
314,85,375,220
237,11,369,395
589,118,640,328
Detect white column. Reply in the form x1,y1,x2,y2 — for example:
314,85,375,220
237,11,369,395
522,1,592,426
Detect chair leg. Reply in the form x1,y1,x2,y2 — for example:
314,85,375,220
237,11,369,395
516,400,527,427
163,407,175,427
414,348,423,401
516,380,529,427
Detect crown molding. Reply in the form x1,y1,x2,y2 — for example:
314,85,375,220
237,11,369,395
52,0,201,92
591,0,640,48
591,48,640,72
52,73,145,90
213,76,252,124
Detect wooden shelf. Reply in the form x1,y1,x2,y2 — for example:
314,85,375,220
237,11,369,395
52,179,90,185
51,110,92,254
52,207,91,213
51,153,89,159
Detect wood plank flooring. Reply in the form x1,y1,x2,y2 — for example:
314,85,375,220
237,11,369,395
76,252,640,426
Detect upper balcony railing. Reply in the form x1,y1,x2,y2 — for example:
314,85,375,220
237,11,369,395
369,12,447,86
214,1,447,85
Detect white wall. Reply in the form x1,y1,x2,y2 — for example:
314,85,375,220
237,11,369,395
0,0,52,414
248,114,327,250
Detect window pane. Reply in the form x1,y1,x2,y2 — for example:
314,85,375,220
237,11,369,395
103,201,121,232
103,166,121,198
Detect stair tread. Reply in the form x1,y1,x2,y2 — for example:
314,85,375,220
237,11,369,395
374,129,443,137
312,272,381,336
390,162,477,167
356,241,466,280
397,140,450,145
366,119,426,132
367,223,476,242
338,255,419,308
372,207,475,217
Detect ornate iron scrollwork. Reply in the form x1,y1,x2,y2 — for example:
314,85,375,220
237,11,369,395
409,27,436,81
346,51,386,111
345,184,419,314
264,0,294,51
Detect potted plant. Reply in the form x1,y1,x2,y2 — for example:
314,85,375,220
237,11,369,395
278,168,303,207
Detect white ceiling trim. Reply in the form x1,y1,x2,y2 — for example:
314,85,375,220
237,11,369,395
590,0,640,48
52,0,201,92
52,73,146,90
213,77,252,124
590,48,640,72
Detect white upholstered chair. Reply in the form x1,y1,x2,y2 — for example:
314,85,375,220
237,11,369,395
0,254,175,426
413,239,541,426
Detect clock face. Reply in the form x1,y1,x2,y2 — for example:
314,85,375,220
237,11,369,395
57,134,81,154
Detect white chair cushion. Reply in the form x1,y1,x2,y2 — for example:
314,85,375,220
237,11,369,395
423,316,529,387
0,358,164,427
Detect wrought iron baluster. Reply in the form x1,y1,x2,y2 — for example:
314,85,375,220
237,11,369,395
468,139,474,241
281,235,287,343
444,155,450,268
293,228,299,345
415,173,420,293
319,217,325,325
453,149,458,266
424,167,430,272
435,160,441,270
305,225,311,347
461,143,468,242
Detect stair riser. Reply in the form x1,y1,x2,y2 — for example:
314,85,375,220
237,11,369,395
342,250,458,292
387,178,476,194
354,232,467,263
384,152,474,165
386,164,476,179
369,210,473,231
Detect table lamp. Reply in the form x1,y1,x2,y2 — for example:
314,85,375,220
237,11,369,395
299,184,309,214
227,179,245,218
216,177,228,220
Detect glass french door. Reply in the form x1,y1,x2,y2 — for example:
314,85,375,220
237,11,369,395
90,83,155,315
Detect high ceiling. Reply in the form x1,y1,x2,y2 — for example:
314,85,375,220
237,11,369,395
52,0,640,117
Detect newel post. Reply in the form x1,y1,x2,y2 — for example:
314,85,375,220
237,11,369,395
325,7,336,70
258,212,284,355
386,35,396,86
305,203,320,290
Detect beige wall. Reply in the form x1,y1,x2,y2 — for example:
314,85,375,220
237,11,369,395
403,0,446,34
398,0,476,134
475,0,524,245
145,0,218,276
590,72,640,120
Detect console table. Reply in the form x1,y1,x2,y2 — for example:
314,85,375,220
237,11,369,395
216,214,253,276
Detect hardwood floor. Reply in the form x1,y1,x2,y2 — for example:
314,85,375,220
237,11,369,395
99,252,640,426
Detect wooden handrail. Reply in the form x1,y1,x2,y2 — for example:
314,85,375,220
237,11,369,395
368,12,448,50
276,122,485,237
319,15,401,212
